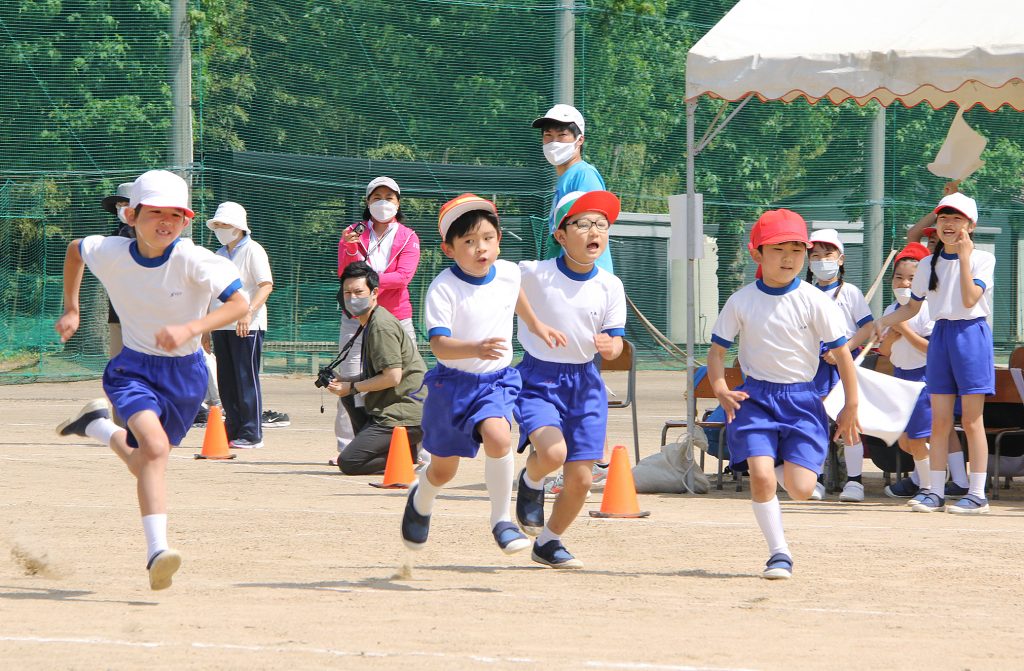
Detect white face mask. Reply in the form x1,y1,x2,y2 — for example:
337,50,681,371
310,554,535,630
116,206,129,224
810,259,840,282
215,227,240,246
894,287,913,305
368,200,398,223
543,140,578,166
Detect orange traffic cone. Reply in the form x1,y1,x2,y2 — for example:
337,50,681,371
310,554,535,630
194,405,236,460
369,426,415,489
589,445,649,518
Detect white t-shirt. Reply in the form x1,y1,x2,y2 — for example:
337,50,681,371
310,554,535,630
910,250,995,321
424,259,520,374
711,278,848,384
366,222,397,273
80,236,242,357
211,235,273,332
814,280,873,337
883,300,933,370
517,258,626,363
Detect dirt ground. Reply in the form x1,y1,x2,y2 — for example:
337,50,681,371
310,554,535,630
2,371,1024,671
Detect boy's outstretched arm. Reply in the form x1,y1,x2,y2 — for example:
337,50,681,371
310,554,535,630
155,291,249,352
55,241,86,343
430,334,508,361
875,298,923,334
515,288,567,348
830,344,862,444
708,343,748,423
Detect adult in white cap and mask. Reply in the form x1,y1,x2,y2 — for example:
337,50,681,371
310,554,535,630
207,201,274,449
533,104,613,274
333,176,421,464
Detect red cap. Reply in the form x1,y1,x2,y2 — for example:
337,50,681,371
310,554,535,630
894,242,930,264
750,209,811,253
922,227,937,239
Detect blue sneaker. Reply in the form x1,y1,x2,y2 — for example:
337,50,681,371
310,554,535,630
516,469,545,536
944,481,970,497
884,477,920,499
947,493,989,515
56,398,111,437
762,553,793,580
401,483,431,550
492,521,530,555
910,491,945,513
531,539,583,569
906,490,930,507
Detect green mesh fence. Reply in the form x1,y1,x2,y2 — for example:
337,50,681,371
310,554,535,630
2,0,1023,382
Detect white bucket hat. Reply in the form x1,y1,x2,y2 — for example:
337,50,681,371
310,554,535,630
206,201,250,233
130,170,194,218
809,228,844,255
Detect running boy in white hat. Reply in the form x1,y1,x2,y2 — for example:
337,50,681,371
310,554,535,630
54,170,247,590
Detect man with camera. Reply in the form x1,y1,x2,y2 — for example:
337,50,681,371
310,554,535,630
324,261,426,475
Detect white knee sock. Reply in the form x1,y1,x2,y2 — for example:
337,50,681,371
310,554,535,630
930,470,947,497
968,472,987,499
485,452,514,528
413,474,443,516
86,418,122,447
845,442,864,478
948,451,969,487
752,497,789,558
142,514,168,564
537,525,560,546
913,458,930,490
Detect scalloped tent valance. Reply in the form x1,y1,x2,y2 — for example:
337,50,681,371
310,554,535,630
685,0,1024,110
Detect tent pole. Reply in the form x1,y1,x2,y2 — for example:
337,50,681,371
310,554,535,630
685,101,697,448
866,105,886,315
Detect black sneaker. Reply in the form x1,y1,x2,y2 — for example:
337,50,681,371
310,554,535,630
401,483,431,550
56,399,111,437
192,404,209,428
884,476,919,499
531,539,583,569
262,410,291,428
516,469,545,536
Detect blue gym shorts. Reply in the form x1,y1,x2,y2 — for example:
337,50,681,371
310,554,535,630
102,347,208,448
725,377,828,474
927,317,995,396
514,353,607,462
420,363,522,458
893,366,932,440
812,346,860,398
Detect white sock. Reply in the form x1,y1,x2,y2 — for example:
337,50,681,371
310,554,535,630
844,442,864,478
751,497,789,558
930,470,947,497
913,458,930,490
522,469,545,491
85,418,122,447
948,451,969,487
412,474,443,516
485,452,514,528
142,514,169,564
968,472,987,499
774,464,788,493
910,469,920,485
537,525,560,546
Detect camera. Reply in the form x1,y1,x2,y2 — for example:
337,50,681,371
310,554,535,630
314,365,336,389
353,222,366,235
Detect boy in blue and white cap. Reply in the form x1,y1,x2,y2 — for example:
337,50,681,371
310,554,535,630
54,170,247,590
515,189,626,569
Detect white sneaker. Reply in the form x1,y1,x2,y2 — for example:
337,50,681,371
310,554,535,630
839,480,865,502
808,481,826,501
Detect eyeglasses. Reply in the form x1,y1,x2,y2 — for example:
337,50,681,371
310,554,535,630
569,218,610,233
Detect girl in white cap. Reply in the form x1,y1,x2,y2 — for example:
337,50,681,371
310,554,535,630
806,228,875,503
334,177,421,463
207,201,274,449
54,170,247,590
878,193,995,514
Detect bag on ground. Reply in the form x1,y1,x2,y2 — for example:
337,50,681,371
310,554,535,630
633,428,711,494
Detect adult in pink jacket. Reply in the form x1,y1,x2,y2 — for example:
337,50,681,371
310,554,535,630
332,176,421,461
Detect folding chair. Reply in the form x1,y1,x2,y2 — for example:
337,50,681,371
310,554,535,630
985,350,1024,500
661,367,744,491
601,339,640,463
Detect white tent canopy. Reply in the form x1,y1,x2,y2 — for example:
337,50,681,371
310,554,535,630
686,0,1024,110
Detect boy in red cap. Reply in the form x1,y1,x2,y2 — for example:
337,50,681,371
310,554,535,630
879,243,936,500
708,208,860,579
